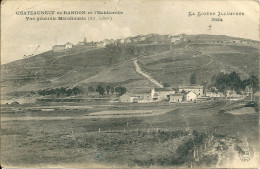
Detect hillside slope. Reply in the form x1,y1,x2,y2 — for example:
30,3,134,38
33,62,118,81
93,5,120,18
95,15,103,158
1,44,169,95
1,34,259,96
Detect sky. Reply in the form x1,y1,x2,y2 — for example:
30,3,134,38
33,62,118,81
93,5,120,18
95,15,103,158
1,0,259,64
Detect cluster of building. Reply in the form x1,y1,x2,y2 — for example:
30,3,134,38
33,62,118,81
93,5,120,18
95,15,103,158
169,34,187,44
189,38,258,47
52,42,73,52
52,34,188,52
120,85,250,103
211,39,256,46
120,85,204,103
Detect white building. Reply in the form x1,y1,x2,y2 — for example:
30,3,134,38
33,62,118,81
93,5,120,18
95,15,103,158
96,41,106,47
206,92,224,98
169,94,184,103
226,90,244,99
151,88,175,101
53,42,73,52
184,91,197,102
65,42,73,48
178,85,204,98
120,93,139,103
171,36,182,43
120,92,151,103
120,39,125,43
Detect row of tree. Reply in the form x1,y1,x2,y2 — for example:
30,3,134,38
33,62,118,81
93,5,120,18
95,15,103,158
211,72,259,93
38,87,81,96
88,85,127,96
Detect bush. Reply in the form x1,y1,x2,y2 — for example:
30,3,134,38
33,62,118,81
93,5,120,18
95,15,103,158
38,87,82,96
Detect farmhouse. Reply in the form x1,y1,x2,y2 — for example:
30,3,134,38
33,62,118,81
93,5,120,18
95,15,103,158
206,92,224,98
96,41,106,47
120,93,140,103
169,94,184,103
53,42,73,52
151,88,175,101
77,41,85,46
225,90,245,99
170,36,182,43
65,42,73,48
178,85,204,97
184,91,197,102
170,34,186,44
119,39,125,44
120,92,151,103
124,37,132,43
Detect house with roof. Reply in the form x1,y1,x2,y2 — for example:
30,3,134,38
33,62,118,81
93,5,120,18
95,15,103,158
151,87,175,101
119,39,125,44
184,91,197,102
120,93,140,103
178,85,204,98
205,92,224,98
124,37,132,43
120,90,152,103
169,93,184,103
65,42,73,48
96,41,106,47
53,42,73,52
225,90,245,100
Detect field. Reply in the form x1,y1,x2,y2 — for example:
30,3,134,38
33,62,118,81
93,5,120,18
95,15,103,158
1,100,259,168
138,43,259,86
138,45,221,85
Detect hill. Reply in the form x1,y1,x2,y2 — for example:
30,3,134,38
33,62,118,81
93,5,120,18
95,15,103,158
1,34,259,97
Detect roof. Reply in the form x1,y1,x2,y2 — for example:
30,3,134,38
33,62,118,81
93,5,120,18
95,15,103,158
170,93,184,96
53,45,65,47
179,85,203,89
154,87,173,92
185,91,197,95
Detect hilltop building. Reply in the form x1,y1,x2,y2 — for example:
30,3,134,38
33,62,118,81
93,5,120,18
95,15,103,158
53,42,73,52
169,34,186,44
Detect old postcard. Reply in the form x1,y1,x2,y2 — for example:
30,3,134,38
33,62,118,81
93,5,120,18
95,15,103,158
1,0,259,168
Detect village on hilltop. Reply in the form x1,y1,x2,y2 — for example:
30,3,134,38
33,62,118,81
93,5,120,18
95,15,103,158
52,33,258,53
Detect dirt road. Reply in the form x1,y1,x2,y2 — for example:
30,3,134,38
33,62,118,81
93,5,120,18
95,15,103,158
134,60,164,88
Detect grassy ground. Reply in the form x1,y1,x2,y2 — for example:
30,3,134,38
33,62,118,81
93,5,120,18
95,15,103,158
138,43,259,86
1,100,258,167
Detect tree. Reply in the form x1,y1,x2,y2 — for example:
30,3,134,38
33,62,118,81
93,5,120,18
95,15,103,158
72,87,81,95
229,71,242,91
106,86,111,95
215,72,231,92
201,81,207,94
190,73,196,85
115,86,127,96
84,37,87,45
245,75,259,93
96,85,105,96
163,83,170,87
110,87,114,95
213,72,246,94
88,86,95,93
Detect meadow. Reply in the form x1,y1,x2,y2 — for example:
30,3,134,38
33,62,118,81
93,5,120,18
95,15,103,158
1,100,258,168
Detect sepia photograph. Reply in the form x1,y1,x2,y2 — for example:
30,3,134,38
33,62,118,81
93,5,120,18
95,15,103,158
1,0,259,168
